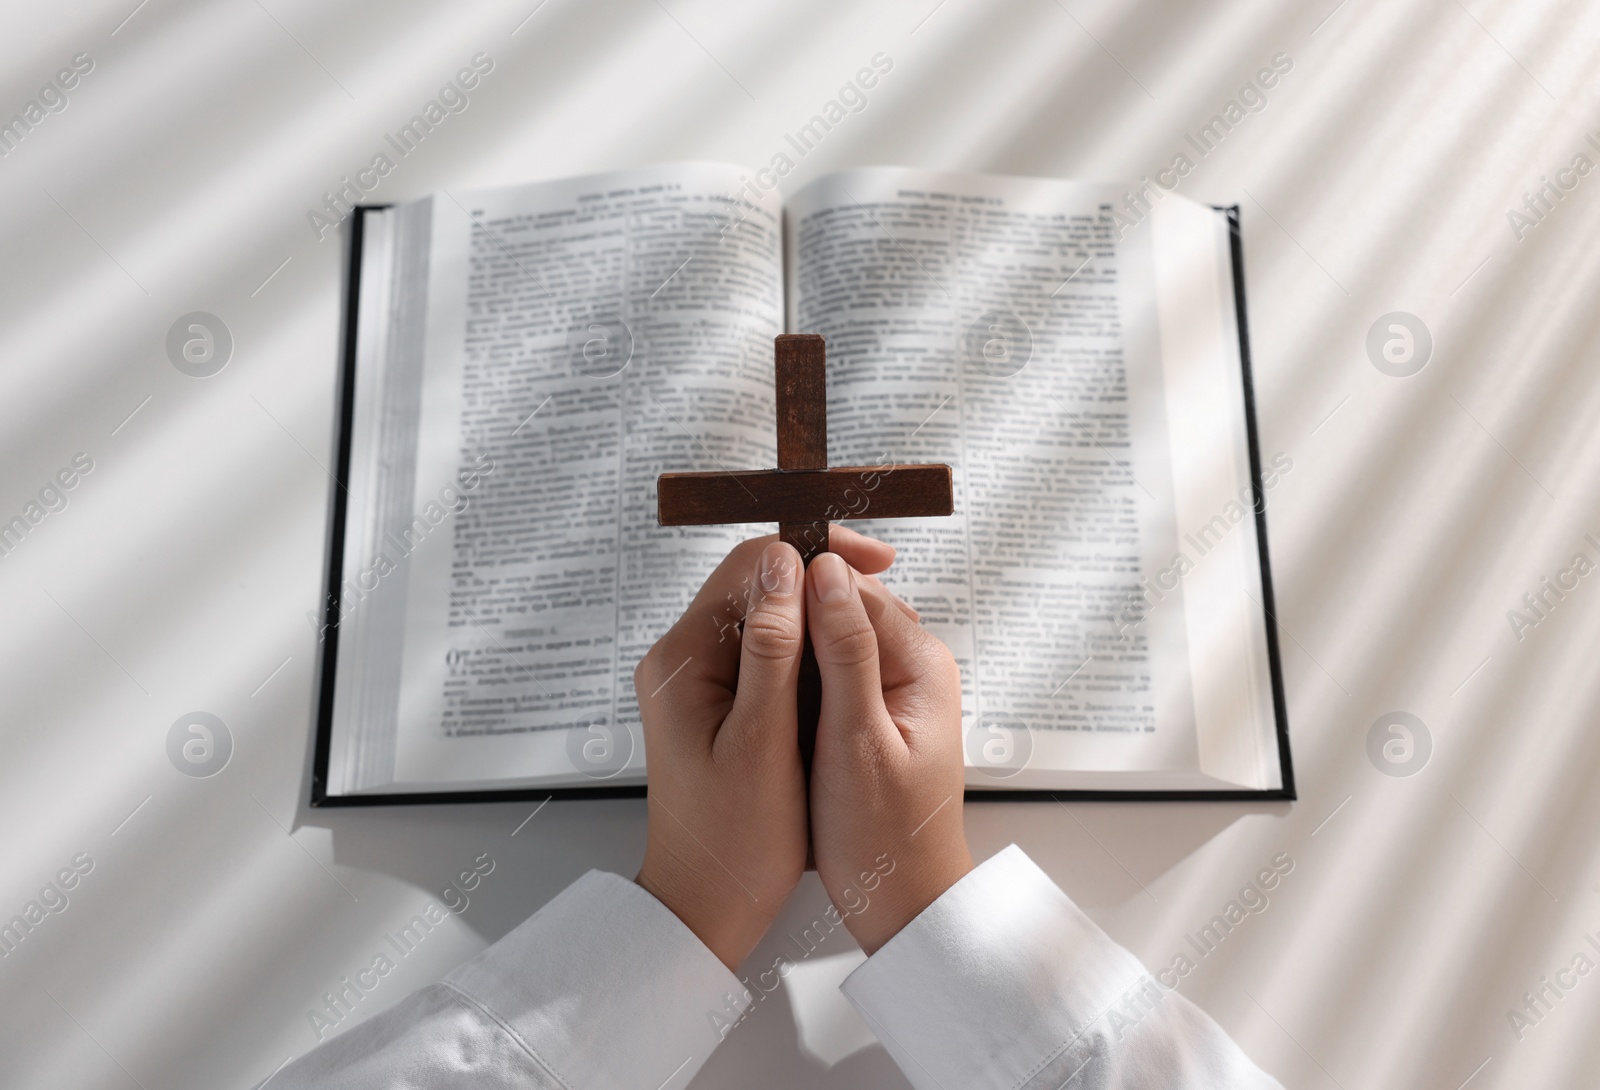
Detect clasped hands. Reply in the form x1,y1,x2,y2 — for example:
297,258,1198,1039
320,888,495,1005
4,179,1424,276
634,527,973,970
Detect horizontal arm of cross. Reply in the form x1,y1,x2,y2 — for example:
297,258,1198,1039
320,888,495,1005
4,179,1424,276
657,465,953,526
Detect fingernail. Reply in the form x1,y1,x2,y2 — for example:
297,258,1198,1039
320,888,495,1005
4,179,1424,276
812,553,852,602
760,543,798,595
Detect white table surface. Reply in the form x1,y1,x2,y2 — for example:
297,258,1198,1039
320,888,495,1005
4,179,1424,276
4,0,1599,1086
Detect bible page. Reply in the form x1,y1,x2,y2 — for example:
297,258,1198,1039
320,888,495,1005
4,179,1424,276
785,168,1207,789
356,163,782,791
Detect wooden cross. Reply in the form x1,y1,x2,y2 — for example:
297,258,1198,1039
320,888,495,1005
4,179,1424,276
657,334,954,772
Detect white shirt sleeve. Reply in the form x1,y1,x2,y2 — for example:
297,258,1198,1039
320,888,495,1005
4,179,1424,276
840,844,1283,1090
268,870,750,1090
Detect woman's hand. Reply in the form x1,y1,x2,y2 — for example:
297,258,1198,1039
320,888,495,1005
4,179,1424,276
805,552,973,955
633,527,895,970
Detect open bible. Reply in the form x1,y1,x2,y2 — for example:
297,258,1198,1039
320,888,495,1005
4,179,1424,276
312,163,1293,805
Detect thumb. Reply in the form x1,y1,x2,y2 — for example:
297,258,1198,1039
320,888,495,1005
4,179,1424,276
722,541,804,747
806,553,894,737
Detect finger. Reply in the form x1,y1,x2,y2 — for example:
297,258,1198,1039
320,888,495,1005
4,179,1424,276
664,527,892,664
720,541,805,753
639,528,896,706
856,575,938,693
829,524,895,574
862,573,919,622
807,553,899,749
646,536,775,706
856,576,961,752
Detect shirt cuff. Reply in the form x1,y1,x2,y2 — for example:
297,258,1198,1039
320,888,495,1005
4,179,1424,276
444,870,750,1089
839,844,1152,1090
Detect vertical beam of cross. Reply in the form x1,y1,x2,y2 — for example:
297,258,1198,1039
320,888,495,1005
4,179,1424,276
774,335,827,778
775,335,830,563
